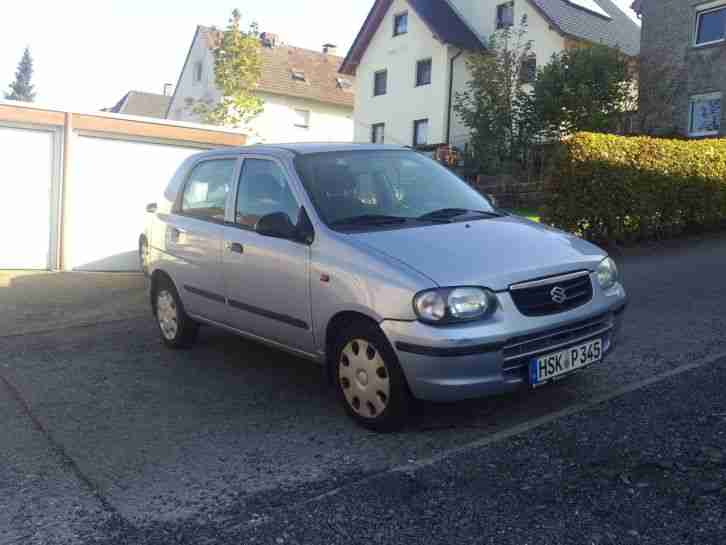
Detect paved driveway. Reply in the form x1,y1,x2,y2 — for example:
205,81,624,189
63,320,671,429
2,234,726,544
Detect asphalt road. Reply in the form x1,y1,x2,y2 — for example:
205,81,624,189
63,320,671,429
1,233,726,544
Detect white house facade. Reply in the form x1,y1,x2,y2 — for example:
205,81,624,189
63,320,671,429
340,0,640,149
167,28,355,144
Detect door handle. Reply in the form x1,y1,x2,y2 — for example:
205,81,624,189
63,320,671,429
226,242,244,254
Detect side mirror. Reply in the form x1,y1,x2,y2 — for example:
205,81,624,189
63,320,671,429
146,202,158,213
256,212,297,240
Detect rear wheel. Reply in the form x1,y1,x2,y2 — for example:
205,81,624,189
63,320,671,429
153,278,199,349
333,321,411,432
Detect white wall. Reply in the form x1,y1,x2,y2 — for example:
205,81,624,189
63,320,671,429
67,136,207,271
352,0,450,146
168,30,354,144
0,125,58,269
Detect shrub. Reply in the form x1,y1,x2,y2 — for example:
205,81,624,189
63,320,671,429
543,133,726,243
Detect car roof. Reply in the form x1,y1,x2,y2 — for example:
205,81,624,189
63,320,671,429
192,142,409,160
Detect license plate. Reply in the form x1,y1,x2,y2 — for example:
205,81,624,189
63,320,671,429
530,338,602,387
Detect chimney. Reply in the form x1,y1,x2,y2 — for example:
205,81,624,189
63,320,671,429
163,83,173,96
260,32,280,48
323,43,338,56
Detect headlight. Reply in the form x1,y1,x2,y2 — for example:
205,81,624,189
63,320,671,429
414,287,496,324
596,257,619,291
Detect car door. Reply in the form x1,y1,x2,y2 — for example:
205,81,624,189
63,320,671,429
221,156,314,353
163,156,239,321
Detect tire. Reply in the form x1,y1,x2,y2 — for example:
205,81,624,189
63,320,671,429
153,277,199,349
332,320,412,432
139,237,150,277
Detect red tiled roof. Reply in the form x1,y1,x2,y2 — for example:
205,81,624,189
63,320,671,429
257,44,354,108
200,27,354,109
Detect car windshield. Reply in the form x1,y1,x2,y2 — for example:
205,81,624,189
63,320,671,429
294,150,496,230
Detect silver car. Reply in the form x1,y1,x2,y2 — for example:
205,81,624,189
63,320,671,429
144,144,627,431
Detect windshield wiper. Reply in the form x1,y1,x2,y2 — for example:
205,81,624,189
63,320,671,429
417,208,504,222
330,214,409,228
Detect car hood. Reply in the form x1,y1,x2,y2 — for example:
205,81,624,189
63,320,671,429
348,216,607,291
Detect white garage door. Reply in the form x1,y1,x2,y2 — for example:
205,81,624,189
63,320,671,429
0,125,55,269
69,136,207,271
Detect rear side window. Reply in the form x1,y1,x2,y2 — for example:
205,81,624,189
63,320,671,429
180,159,236,222
235,159,299,229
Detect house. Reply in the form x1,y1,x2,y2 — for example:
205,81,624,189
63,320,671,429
103,90,172,119
340,0,640,149
633,0,725,137
166,27,355,143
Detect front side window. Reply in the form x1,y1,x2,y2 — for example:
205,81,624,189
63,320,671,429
374,70,388,96
294,150,495,229
689,92,722,136
497,2,514,29
236,159,299,229
180,159,236,221
394,12,408,36
696,5,726,45
413,119,429,147
416,59,432,87
371,123,385,144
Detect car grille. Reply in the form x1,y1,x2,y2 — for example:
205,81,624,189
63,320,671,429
502,313,613,372
510,272,593,317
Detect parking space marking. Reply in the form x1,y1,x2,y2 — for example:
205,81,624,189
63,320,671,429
258,349,726,524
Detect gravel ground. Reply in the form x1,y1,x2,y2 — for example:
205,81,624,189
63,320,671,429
1,233,726,544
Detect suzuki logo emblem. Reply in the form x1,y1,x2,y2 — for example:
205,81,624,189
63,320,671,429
550,286,567,304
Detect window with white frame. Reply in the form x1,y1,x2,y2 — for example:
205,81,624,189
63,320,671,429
294,109,311,129
689,92,721,136
496,2,515,29
371,123,385,144
394,12,408,36
695,4,726,46
193,61,204,83
413,119,429,147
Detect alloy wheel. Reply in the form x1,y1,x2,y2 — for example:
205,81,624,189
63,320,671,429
156,290,179,340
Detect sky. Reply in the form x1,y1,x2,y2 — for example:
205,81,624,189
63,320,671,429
0,0,638,112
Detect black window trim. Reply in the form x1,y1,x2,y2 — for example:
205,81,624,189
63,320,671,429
231,155,305,237
393,11,408,37
373,69,388,97
173,156,241,224
694,4,726,46
413,118,429,147
496,1,515,30
371,122,386,144
415,58,433,87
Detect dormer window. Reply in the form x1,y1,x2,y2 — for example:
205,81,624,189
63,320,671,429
337,77,353,91
394,12,408,36
496,2,514,29
291,69,306,82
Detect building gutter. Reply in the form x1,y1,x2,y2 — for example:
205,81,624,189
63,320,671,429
446,48,463,145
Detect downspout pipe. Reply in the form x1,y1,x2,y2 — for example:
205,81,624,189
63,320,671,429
446,48,463,145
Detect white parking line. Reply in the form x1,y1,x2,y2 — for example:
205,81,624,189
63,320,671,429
274,350,726,516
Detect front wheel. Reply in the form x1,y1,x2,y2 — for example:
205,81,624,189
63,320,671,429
153,278,199,349
333,321,411,432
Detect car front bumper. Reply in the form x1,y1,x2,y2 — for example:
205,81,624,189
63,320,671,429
380,281,627,402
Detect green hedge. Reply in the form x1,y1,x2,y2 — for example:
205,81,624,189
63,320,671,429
543,133,726,243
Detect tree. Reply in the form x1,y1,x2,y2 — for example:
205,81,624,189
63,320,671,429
5,47,36,102
192,9,263,127
453,18,535,175
530,45,632,139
